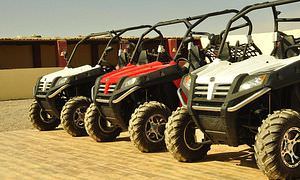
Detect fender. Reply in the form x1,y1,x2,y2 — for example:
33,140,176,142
111,86,141,104
48,84,70,99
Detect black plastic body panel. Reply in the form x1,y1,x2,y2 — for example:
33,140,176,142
93,64,185,131
33,66,112,118
184,72,268,146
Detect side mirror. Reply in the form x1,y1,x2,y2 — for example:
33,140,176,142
208,34,221,46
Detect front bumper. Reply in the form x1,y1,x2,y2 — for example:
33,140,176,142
191,87,271,112
93,80,141,131
34,80,69,118
179,75,271,146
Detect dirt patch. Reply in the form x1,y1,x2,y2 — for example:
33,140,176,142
0,99,34,132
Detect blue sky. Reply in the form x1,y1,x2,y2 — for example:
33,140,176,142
0,0,299,37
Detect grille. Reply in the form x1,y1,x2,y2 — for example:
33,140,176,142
37,81,52,92
193,83,231,107
213,84,231,99
98,83,116,94
194,83,230,99
96,83,116,103
194,84,208,98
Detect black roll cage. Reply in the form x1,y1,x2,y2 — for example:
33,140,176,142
218,0,300,57
66,25,152,67
130,9,252,64
173,9,252,61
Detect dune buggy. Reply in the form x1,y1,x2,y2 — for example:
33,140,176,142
30,25,151,137
165,0,300,179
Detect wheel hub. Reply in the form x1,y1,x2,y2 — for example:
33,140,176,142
280,127,300,168
184,120,204,151
145,114,167,143
39,109,55,124
73,106,87,128
98,116,116,133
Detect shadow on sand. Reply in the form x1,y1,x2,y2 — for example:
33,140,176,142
204,147,258,169
115,136,131,142
53,127,64,131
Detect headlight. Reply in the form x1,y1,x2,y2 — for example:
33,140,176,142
239,74,267,92
182,75,191,91
121,77,138,88
55,77,69,86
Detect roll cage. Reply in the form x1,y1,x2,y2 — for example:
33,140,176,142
172,9,252,68
218,0,300,59
66,25,152,67
129,9,253,66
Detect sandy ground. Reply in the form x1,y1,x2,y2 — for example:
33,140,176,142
0,130,265,179
0,99,34,132
0,99,267,179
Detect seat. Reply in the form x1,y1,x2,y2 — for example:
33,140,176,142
118,52,128,68
137,50,149,65
118,41,137,67
189,43,207,70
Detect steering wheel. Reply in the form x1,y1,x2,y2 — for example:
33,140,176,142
176,57,188,67
100,59,116,70
285,44,300,58
128,42,136,52
175,57,189,73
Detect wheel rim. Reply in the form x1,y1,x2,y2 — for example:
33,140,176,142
183,120,204,151
73,106,87,129
39,109,56,124
145,114,167,143
280,126,300,168
98,116,117,133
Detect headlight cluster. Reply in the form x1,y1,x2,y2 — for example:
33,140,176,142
182,75,191,91
121,77,138,89
238,74,267,92
55,77,69,86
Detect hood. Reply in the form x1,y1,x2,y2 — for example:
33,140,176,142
40,65,100,82
193,55,300,84
100,61,174,84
